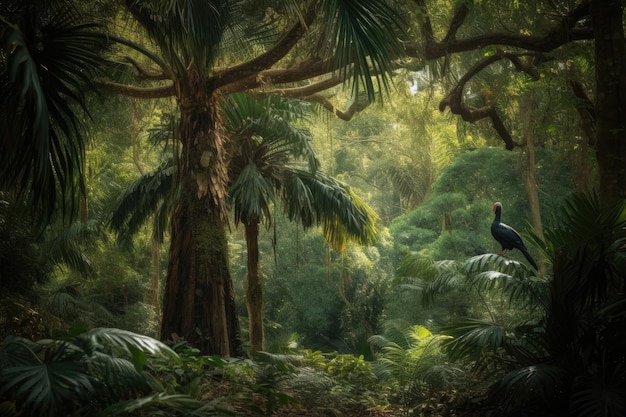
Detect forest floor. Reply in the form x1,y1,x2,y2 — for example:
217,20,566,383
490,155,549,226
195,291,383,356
204,379,486,417
1,294,487,417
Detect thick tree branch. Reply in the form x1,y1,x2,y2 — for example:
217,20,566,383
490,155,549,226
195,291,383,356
124,56,170,81
409,0,593,59
97,81,175,99
259,76,343,99
210,2,319,90
413,0,593,151
439,50,545,150
306,95,370,121
219,58,334,95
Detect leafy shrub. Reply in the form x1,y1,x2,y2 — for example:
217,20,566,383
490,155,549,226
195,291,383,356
0,327,187,416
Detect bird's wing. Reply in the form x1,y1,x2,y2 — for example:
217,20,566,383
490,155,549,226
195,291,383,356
491,222,524,249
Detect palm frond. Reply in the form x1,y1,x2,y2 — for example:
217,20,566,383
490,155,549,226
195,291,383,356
0,328,180,416
125,0,230,72
417,260,465,307
1,5,108,221
396,252,446,282
369,320,456,394
229,164,276,225
441,318,504,362
224,93,319,173
386,165,429,210
487,364,570,416
282,169,378,251
46,220,98,275
0,336,94,417
320,0,405,102
109,161,174,243
463,253,533,276
75,327,178,362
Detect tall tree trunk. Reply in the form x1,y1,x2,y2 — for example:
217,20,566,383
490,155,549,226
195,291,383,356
160,65,242,356
517,94,544,270
150,238,161,314
245,216,264,353
592,0,626,205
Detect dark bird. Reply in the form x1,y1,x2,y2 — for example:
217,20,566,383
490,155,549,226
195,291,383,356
491,202,538,270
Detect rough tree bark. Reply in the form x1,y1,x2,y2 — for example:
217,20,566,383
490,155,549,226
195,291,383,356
160,64,243,356
244,216,264,353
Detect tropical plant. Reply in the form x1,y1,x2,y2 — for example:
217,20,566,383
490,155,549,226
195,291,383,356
0,327,184,417
0,0,108,222
369,320,463,411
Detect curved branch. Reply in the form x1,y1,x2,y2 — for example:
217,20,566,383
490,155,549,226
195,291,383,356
124,56,170,81
408,0,593,59
104,34,172,78
305,95,370,121
211,2,319,90
263,76,343,98
439,51,547,150
219,58,335,95
97,80,175,99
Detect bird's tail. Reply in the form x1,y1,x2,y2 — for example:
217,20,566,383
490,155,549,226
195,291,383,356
519,246,538,270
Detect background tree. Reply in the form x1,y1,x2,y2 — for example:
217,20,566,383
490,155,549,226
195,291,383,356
404,0,624,204
225,93,378,352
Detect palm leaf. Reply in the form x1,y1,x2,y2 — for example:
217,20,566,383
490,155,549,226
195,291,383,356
109,161,174,243
282,169,378,251
229,164,276,225
224,93,319,173
396,252,440,282
0,337,95,417
76,327,178,362
464,253,532,276
1,328,181,416
320,0,405,102
441,318,505,362
1,5,108,221
125,0,231,73
45,220,98,276
487,364,569,415
369,320,456,393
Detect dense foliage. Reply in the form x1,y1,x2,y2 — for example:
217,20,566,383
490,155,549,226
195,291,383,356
2,0,625,415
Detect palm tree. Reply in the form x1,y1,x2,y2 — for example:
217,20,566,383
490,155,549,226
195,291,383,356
4,0,405,355
97,0,405,356
224,93,378,352
111,93,378,353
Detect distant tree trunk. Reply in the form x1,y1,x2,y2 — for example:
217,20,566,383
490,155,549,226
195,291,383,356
245,216,264,353
160,66,242,356
150,238,161,314
592,0,626,205
517,95,544,259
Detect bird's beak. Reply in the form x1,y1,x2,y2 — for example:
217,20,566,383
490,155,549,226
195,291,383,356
492,205,496,212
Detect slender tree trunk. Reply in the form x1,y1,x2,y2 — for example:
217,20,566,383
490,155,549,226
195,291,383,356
160,65,242,356
592,0,626,205
517,94,544,266
150,238,161,313
245,216,264,352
